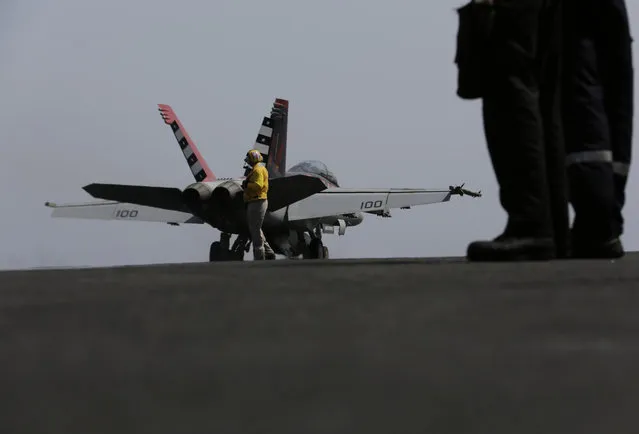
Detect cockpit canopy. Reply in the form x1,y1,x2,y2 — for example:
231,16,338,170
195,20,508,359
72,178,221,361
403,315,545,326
288,160,339,186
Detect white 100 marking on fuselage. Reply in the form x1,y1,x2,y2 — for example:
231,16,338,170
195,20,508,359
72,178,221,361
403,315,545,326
360,200,383,209
116,209,138,218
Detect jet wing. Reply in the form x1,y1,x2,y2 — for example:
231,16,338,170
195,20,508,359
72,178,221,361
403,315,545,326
286,186,480,221
44,201,203,225
267,174,328,211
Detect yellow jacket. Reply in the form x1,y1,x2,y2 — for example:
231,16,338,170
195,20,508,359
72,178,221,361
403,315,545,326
243,163,269,202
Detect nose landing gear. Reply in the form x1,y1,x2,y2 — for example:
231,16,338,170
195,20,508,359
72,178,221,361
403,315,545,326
209,232,277,262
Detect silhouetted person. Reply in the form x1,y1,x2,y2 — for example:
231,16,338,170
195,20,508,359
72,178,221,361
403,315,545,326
242,149,276,260
455,0,569,261
561,0,634,258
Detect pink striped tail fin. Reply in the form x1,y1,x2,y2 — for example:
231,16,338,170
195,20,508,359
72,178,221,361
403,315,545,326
158,104,216,182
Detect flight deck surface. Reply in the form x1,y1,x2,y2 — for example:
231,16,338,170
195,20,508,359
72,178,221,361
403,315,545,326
2,255,638,434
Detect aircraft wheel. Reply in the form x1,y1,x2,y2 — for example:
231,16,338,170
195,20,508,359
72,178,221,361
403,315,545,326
209,242,227,262
211,241,248,262
309,238,324,259
230,250,245,261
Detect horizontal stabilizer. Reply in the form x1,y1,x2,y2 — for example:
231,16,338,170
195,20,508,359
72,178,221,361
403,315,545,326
267,174,328,211
83,183,186,212
287,188,455,221
45,201,203,224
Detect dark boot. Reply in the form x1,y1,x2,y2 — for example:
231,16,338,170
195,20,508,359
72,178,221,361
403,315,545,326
570,234,625,259
253,247,265,261
467,233,556,262
264,242,276,260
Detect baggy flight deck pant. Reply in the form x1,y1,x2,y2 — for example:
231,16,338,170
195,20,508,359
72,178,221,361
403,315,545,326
246,199,273,260
562,0,634,245
456,0,570,257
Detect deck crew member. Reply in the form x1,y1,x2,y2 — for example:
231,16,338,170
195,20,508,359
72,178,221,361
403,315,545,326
242,149,276,260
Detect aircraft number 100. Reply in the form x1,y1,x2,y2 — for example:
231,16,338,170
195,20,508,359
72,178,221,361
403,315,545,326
360,200,383,209
115,209,139,218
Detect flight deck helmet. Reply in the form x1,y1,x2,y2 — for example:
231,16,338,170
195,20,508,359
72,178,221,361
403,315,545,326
244,149,263,166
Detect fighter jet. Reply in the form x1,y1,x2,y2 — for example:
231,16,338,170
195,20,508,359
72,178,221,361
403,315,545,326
45,98,481,261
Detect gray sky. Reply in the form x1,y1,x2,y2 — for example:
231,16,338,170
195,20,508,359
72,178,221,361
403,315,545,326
1,0,638,269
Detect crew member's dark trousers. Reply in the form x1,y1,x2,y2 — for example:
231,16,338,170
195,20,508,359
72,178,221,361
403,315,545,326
562,0,633,244
481,0,569,256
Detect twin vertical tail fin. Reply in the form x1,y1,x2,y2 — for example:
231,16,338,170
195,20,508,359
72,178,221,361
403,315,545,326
247,98,288,178
158,104,216,182
158,100,286,181
268,98,288,177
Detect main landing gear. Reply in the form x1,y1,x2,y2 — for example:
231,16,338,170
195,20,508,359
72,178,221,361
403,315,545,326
209,233,250,262
209,233,277,262
302,227,329,260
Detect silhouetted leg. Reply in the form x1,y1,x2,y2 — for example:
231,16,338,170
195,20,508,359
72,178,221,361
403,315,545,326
562,0,631,258
597,0,633,238
247,200,267,260
467,0,562,261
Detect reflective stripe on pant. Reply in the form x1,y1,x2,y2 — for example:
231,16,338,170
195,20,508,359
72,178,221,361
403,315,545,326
565,151,630,177
562,0,633,240
247,199,267,259
565,150,631,237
